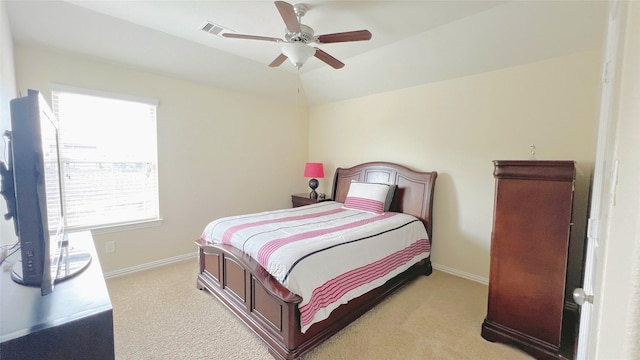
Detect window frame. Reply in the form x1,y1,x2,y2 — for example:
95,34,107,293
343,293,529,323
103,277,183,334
49,83,162,234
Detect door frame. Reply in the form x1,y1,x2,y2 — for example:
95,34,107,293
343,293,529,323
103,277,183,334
577,1,627,358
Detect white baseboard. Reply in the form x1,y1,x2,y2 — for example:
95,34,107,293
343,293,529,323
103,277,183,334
432,262,489,285
103,254,489,285
104,252,197,279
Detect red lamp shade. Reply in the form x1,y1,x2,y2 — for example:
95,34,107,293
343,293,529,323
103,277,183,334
303,162,324,178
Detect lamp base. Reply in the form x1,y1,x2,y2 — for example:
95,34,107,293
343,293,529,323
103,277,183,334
308,178,319,199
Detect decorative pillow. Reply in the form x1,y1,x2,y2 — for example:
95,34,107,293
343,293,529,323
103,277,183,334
384,185,397,212
343,182,392,214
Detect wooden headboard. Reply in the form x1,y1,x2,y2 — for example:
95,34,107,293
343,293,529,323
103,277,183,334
331,162,438,240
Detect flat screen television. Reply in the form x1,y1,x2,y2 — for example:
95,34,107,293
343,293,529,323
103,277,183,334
1,89,91,295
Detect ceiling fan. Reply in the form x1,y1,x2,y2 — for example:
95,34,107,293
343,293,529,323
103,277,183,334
223,1,372,70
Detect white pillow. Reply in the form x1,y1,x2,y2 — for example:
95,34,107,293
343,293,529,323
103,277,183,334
343,182,391,214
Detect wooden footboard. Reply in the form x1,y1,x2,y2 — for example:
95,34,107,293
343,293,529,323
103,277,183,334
196,239,431,360
196,239,302,358
196,162,437,359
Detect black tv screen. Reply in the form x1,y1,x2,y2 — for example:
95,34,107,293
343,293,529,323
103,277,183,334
1,89,90,296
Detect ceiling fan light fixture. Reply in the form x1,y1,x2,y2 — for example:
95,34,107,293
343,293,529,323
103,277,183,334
281,42,315,69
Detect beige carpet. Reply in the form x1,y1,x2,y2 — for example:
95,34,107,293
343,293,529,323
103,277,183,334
106,259,533,360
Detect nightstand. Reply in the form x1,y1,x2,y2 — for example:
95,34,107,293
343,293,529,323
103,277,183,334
291,193,330,208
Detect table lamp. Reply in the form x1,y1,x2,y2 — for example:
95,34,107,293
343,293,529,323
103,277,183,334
303,162,324,199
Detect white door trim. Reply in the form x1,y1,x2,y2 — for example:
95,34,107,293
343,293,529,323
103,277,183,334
576,1,625,358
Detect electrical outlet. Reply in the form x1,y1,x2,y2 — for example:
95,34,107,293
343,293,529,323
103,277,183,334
105,241,115,253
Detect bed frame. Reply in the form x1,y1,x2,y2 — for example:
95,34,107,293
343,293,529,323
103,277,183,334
196,162,437,359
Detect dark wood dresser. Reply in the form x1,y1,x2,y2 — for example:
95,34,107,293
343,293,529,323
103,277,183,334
0,231,114,360
481,160,581,360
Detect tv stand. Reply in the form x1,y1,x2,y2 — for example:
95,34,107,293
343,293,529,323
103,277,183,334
55,247,92,282
10,247,92,286
0,231,114,360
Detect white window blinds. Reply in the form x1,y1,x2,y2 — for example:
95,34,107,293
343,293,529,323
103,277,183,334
51,85,160,230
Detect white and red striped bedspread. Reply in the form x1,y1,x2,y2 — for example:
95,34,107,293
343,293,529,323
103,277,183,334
200,201,430,333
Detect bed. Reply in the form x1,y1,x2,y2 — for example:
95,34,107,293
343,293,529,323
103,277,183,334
196,161,437,359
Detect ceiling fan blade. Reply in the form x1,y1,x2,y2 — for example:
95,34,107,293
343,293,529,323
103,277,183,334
274,1,301,33
313,48,345,69
222,33,283,42
269,54,288,67
316,30,372,44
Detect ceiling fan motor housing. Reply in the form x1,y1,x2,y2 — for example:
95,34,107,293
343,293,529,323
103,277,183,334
285,24,315,43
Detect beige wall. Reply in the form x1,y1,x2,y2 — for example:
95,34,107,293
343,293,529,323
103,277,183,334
309,51,602,281
12,45,309,273
4,42,602,282
0,1,17,247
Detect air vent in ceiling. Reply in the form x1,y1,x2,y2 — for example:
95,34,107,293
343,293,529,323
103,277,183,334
200,21,232,37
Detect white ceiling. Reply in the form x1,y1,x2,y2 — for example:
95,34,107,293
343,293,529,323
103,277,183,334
5,0,607,105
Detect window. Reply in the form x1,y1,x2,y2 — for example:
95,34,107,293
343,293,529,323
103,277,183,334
51,84,160,231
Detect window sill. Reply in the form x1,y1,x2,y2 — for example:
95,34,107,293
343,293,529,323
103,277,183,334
67,219,164,235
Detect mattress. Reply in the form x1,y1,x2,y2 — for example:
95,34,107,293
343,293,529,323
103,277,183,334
201,201,430,332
